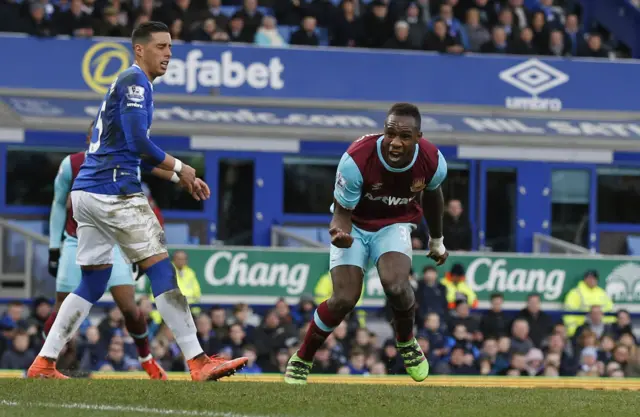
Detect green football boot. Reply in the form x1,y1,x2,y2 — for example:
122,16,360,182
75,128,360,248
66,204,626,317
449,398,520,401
284,352,313,385
397,338,430,382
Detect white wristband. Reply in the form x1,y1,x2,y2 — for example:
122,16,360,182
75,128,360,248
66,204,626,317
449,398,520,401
429,236,443,246
170,173,180,184
173,159,183,173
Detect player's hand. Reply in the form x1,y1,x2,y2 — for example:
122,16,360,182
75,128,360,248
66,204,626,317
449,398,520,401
427,236,448,266
178,164,197,191
329,227,354,248
190,178,211,201
48,249,60,278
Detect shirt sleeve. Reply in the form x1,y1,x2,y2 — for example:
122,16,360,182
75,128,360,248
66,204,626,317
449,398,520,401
426,150,448,191
118,73,166,165
333,153,363,210
49,155,71,249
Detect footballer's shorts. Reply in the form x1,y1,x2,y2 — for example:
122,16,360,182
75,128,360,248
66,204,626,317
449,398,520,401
329,223,414,271
71,190,167,266
56,234,135,293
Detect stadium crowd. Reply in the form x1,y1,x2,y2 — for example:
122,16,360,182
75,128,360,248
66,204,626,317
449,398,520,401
0,0,628,58
0,261,638,378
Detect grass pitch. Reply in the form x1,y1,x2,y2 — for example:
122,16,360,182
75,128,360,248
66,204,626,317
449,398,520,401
1,378,640,417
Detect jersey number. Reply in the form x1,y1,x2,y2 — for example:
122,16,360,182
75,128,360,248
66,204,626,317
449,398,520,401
89,101,106,153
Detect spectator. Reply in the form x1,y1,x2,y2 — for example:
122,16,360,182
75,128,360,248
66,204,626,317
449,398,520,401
170,18,184,40
380,338,405,374
199,0,229,29
54,0,93,37
98,305,124,345
255,15,286,47
574,305,607,345
362,0,393,48
480,25,508,53
501,352,527,376
347,347,368,375
508,0,529,30
192,18,230,42
133,0,155,24
98,340,138,372
464,8,490,52
598,334,616,364
480,293,509,340
312,343,339,374
274,0,307,26
196,313,219,355
508,27,537,55
563,270,615,337
534,0,564,30
472,0,497,28
239,345,262,374
510,319,533,355
496,8,518,41
441,263,478,310
611,344,630,375
95,6,128,37
404,2,427,49
79,326,106,371
437,3,467,48
419,313,448,360
545,28,570,56
579,32,609,58
228,13,253,42
225,323,247,358
231,303,258,338
443,199,472,251
330,0,363,47
606,310,635,341
152,0,198,37
237,0,264,39
170,250,202,307
290,16,320,46
383,20,413,50
564,13,583,56
449,299,480,337
525,348,545,376
210,306,229,342
308,0,337,28
545,333,578,376
445,324,480,361
27,297,51,348
23,3,56,37
416,266,449,326
274,298,295,326
530,10,548,53
436,345,477,375
516,293,554,348
423,18,462,53
293,295,315,328
480,338,509,375
0,330,35,370
253,309,296,368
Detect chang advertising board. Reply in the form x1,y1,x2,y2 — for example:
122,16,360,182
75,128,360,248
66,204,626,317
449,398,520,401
81,41,285,95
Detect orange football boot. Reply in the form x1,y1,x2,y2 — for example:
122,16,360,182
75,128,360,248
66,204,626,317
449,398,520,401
26,356,69,379
187,354,248,381
140,357,168,380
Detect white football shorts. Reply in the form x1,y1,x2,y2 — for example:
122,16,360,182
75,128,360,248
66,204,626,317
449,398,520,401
70,190,167,266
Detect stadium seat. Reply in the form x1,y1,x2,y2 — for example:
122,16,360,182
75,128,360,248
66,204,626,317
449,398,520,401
164,223,191,245
627,235,640,255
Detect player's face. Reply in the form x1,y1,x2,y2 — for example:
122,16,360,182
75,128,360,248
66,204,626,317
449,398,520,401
144,32,172,78
382,115,421,168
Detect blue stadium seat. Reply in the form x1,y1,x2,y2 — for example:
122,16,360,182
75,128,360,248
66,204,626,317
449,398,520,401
279,226,330,247
258,7,273,16
317,27,329,46
164,223,191,245
627,236,640,255
219,6,238,17
279,25,297,42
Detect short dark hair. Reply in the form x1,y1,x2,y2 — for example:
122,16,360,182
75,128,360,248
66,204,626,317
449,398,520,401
422,265,437,274
527,293,541,300
387,102,421,129
131,21,169,46
490,292,504,300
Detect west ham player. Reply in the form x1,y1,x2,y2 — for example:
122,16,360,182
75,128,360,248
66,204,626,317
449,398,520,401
44,122,171,379
28,21,248,380
285,103,449,384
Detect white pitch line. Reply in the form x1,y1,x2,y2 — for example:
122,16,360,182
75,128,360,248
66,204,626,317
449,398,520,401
0,400,275,417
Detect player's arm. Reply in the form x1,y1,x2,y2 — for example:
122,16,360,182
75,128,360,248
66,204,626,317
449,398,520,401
48,155,72,277
330,153,363,248
140,162,210,201
422,150,448,265
119,77,197,187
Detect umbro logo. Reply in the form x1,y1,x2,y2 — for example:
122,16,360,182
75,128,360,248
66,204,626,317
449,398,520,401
499,59,569,112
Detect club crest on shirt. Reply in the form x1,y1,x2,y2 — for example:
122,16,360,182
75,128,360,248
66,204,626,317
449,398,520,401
410,178,426,193
371,183,383,191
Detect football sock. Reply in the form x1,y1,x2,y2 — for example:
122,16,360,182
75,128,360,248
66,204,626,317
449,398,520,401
145,258,202,361
40,293,92,359
298,301,343,362
125,309,151,359
74,267,112,303
391,303,416,343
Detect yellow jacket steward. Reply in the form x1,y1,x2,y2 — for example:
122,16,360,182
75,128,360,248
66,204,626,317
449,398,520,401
563,281,615,336
148,264,202,323
314,271,366,327
441,273,478,309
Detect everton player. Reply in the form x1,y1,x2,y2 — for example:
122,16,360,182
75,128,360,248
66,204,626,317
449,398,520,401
43,122,178,379
285,103,449,384
28,21,247,380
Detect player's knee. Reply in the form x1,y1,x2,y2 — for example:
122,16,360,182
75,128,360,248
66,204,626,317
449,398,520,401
330,292,359,317
384,279,414,305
